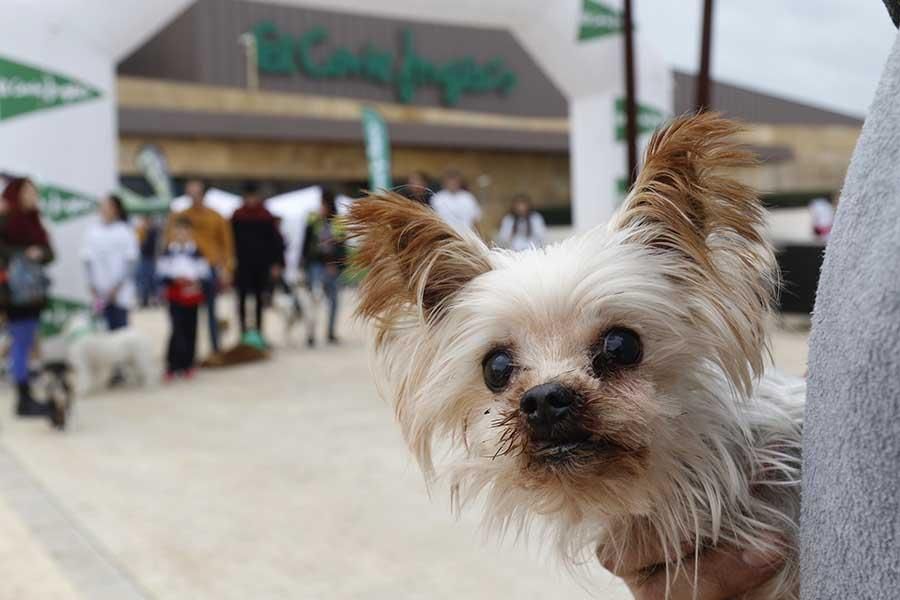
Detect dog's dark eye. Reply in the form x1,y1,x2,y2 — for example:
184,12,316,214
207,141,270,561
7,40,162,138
483,349,514,392
592,328,642,376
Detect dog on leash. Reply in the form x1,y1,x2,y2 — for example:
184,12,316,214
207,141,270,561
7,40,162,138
65,314,159,395
346,114,803,599
30,361,73,430
271,279,311,347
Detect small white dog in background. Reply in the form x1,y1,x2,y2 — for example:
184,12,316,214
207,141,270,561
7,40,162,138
64,313,159,395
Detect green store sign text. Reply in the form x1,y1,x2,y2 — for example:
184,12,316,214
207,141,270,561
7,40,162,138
253,22,518,106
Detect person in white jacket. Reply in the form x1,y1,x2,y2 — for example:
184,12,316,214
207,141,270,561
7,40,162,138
429,170,482,236
496,194,546,251
81,195,139,331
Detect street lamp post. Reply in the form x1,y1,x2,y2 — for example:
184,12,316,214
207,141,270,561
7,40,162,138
623,0,638,189
239,32,259,92
696,0,715,112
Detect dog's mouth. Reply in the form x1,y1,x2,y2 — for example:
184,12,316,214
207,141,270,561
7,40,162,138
529,438,612,463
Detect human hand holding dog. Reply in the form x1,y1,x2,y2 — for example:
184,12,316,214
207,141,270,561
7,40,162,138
598,537,782,600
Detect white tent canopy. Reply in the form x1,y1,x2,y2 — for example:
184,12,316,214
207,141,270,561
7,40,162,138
266,186,353,282
267,186,323,283
171,188,243,218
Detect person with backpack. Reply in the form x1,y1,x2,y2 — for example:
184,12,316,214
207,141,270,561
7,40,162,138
0,177,64,425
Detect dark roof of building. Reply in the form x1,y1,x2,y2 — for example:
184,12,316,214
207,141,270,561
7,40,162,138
674,71,863,127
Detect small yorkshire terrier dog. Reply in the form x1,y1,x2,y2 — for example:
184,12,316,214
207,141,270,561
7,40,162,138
347,114,803,599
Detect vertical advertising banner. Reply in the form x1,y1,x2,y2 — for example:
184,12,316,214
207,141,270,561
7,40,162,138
0,21,115,342
361,106,392,192
135,144,174,206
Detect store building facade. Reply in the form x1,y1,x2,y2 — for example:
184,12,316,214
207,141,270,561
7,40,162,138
118,0,572,228
118,0,862,231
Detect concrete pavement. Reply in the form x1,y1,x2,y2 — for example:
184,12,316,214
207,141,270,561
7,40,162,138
0,294,808,599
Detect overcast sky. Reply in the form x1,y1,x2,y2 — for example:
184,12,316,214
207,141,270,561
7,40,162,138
635,1,897,118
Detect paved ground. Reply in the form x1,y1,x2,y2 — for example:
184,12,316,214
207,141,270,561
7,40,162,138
0,294,808,600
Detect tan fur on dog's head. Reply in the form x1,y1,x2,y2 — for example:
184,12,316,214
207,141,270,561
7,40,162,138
347,196,491,339
347,114,798,598
613,115,774,396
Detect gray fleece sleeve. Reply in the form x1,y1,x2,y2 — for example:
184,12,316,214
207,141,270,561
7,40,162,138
801,24,900,599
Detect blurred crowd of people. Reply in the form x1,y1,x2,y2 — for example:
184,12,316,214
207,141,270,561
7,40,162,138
0,176,350,419
402,169,547,250
105,179,350,379
0,170,547,417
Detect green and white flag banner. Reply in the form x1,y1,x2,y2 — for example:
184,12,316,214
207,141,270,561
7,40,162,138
361,106,392,192
0,56,101,122
136,144,174,205
0,30,112,350
578,0,625,42
34,183,100,337
613,97,666,200
38,183,98,224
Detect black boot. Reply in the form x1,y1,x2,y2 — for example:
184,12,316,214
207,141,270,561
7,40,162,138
16,381,50,417
15,382,66,429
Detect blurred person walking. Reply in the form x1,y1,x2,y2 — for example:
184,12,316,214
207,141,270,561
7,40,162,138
429,169,482,236
496,193,547,251
231,182,284,340
0,177,63,425
301,189,346,346
82,195,139,330
135,215,161,307
809,197,835,243
166,179,234,355
157,217,209,379
401,170,433,205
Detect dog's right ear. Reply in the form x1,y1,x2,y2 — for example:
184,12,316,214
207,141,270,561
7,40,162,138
345,192,491,339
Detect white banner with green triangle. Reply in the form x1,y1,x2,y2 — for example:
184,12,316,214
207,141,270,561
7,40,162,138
578,0,625,41
0,21,114,349
0,57,101,122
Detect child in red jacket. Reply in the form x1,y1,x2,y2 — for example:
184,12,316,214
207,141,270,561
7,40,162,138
157,217,210,378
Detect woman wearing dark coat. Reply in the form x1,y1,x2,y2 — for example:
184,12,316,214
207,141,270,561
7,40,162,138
230,183,284,339
0,177,63,425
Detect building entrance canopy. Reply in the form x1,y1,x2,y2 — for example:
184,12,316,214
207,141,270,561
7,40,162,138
0,0,669,317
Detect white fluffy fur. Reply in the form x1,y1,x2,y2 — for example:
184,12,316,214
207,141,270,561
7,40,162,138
367,229,803,598
351,115,804,599
66,317,159,395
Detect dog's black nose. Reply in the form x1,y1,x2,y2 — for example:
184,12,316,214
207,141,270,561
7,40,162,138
520,383,575,434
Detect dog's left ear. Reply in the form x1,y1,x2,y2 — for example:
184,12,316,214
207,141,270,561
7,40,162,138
611,113,777,394
345,192,491,340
